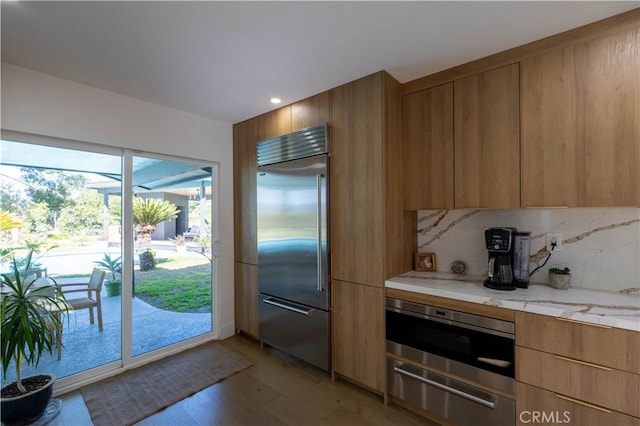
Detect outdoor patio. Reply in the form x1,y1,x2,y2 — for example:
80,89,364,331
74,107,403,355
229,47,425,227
1,245,213,385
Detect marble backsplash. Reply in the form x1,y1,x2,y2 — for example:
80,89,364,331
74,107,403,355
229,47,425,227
416,208,640,292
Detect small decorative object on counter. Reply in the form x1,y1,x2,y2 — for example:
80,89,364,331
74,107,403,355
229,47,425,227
451,260,467,275
415,253,436,271
549,267,571,290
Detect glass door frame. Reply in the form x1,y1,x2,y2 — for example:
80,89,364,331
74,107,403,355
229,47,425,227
1,131,220,394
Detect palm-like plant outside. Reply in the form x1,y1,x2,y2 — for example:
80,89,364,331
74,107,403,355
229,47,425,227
132,198,179,271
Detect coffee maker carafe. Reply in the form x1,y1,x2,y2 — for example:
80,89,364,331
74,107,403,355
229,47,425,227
484,228,517,291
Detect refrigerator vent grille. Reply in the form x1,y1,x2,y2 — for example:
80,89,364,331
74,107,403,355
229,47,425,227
257,123,328,166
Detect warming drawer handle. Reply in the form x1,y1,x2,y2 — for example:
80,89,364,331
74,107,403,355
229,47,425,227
393,366,496,410
262,298,312,316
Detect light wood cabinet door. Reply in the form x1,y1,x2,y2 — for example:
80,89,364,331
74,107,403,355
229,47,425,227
258,105,291,140
291,91,330,131
333,279,385,392
517,346,640,417
330,73,385,286
521,28,640,207
454,63,520,208
234,262,258,337
516,382,640,426
233,119,259,264
402,82,454,210
515,311,640,374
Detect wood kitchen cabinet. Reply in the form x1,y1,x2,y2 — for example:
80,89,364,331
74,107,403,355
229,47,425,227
515,312,640,424
258,105,291,141
516,382,640,426
291,91,330,131
330,71,411,287
233,105,291,336
402,82,454,210
333,279,385,392
233,118,259,265
234,262,258,338
454,63,520,209
521,28,640,207
330,71,412,392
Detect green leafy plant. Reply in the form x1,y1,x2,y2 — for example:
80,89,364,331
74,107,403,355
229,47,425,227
94,253,122,281
549,267,570,275
131,198,179,271
1,251,67,394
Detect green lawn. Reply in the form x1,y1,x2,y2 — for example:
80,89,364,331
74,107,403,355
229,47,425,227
134,254,212,313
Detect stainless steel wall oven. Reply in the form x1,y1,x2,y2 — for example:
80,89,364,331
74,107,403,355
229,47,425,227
386,297,515,426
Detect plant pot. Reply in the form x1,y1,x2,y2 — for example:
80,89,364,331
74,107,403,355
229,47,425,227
1,374,55,425
105,279,122,297
549,272,571,290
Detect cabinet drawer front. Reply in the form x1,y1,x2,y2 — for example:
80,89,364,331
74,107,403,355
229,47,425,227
515,311,640,373
517,346,640,417
516,382,640,426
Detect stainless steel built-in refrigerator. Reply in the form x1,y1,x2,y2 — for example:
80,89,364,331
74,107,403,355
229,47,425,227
256,123,330,371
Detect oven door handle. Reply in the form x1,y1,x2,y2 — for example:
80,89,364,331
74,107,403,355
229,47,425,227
393,366,496,409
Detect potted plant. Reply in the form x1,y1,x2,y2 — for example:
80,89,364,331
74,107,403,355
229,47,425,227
549,267,571,290
1,251,68,425
94,253,122,297
169,234,187,253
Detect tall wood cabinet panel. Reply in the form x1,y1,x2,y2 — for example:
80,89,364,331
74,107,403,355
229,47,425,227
291,91,330,131
233,119,259,265
330,71,411,393
521,28,640,207
332,280,385,392
234,262,258,338
454,63,520,209
330,73,385,286
402,82,454,210
233,105,291,336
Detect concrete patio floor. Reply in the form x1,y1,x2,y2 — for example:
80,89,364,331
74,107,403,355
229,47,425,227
1,287,212,384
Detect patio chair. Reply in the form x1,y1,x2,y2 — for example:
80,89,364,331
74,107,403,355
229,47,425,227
60,268,106,332
32,277,65,360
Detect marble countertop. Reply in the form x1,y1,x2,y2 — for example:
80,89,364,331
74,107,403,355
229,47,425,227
385,271,640,332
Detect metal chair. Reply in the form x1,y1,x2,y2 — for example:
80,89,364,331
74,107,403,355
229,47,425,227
60,268,106,332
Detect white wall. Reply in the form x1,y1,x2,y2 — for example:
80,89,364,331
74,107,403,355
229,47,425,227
1,62,236,338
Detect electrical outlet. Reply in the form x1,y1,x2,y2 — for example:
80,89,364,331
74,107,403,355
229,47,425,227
546,233,563,251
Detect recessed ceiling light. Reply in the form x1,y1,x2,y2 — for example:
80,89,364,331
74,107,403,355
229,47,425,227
270,98,282,104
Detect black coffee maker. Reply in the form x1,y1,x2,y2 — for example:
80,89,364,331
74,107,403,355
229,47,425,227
484,227,517,291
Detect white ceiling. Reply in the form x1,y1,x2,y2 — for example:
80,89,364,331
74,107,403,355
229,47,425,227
1,1,637,124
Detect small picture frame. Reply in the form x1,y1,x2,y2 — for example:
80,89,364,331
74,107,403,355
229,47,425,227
415,253,436,271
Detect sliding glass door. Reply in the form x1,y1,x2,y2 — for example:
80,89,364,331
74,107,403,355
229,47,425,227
0,135,217,389
130,155,213,356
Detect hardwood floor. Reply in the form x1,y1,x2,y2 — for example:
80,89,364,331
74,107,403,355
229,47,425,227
51,334,437,425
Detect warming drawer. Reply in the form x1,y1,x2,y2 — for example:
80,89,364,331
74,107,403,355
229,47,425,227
388,358,515,426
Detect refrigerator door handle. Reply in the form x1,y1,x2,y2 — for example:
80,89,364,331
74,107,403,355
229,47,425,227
262,297,313,316
316,173,323,292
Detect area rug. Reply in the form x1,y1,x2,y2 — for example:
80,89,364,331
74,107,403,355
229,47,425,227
79,341,253,426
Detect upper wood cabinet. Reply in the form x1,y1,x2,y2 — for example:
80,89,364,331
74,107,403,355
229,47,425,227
233,118,259,265
454,63,521,209
521,28,640,207
330,71,411,287
402,82,454,210
258,106,291,141
291,91,330,131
